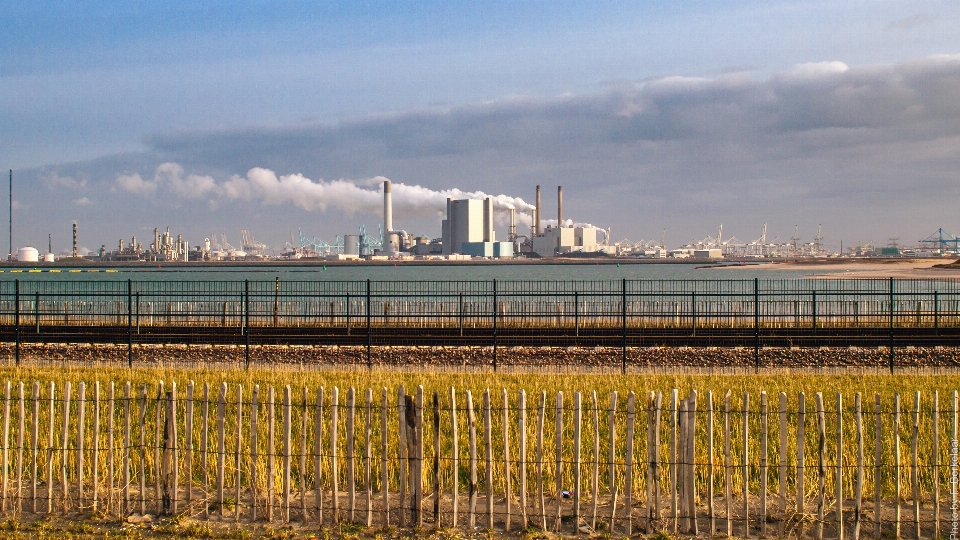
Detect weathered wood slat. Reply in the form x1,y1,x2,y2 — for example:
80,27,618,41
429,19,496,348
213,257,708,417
591,390,599,532
503,388,512,532
367,388,374,528
815,392,825,540
854,393,863,540
331,386,340,523
449,387,458,528
537,390,546,531
724,390,732,537
485,389,494,530
836,392,843,540
347,387,356,522
467,389,477,529
707,390,715,537
624,391,635,536
250,385,259,522
519,389,527,529
874,393,882,539
760,391,767,538
743,391,750,539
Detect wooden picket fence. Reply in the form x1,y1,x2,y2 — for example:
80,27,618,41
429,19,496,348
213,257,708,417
0,380,956,539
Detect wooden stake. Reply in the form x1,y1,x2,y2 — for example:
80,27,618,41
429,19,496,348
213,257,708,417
417,386,424,528
450,387,458,528
235,384,243,522
854,393,863,540
201,383,208,519
625,391,635,536
689,389,698,536
485,389,494,530
537,390,546,531
48,381,56,514
555,391,564,533
185,381,194,512
836,392,843,540
467,389,477,529
381,388,389,527
724,389,732,537
301,387,309,524
779,392,787,530
591,390,599,532
670,388,678,533
760,391,768,538
608,391,618,532
366,388,374,528
798,392,806,532
347,387,355,522
398,385,406,527
874,393,882,540
78,381,85,511
171,382,179,516
2,380,10,512
154,380,163,513
217,382,226,517
16,381,25,514
283,385,292,523
331,386,340,523
316,387,324,525
895,393,901,540
573,391,582,534
519,389,527,529
933,390,940,539
504,388,512,532
62,381,71,512
708,390,715,537
815,392,825,540
267,386,275,522
911,391,919,540
123,382,131,516
743,391,750,539
31,381,40,514
251,385,259,522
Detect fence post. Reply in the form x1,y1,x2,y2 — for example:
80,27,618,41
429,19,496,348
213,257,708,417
692,291,697,337
574,291,579,337
127,279,132,367
366,280,372,369
244,280,250,369
492,279,498,372
14,279,19,366
889,277,895,374
621,278,627,374
934,290,939,335
812,290,817,336
754,278,759,371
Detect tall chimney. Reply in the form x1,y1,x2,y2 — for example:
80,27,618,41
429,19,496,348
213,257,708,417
509,208,516,241
383,179,393,233
535,185,541,235
557,186,563,226
72,221,78,258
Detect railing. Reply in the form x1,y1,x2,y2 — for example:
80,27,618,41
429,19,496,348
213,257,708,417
2,278,960,370
2,278,960,329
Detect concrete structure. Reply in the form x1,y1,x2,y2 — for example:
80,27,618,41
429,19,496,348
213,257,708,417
442,197,495,255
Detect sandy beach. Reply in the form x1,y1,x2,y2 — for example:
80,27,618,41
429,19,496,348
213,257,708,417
710,258,960,278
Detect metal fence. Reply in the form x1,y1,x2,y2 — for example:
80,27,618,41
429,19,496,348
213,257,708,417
2,278,960,368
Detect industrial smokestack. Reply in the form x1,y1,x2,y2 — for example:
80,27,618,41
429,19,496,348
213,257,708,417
557,186,563,226
72,222,78,258
383,179,393,233
509,208,516,241
535,185,541,235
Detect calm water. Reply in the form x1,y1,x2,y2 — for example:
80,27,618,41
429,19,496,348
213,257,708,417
0,261,846,282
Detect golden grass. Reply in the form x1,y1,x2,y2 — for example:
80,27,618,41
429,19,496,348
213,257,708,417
0,364,955,510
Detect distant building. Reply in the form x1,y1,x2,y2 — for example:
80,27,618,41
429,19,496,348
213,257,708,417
531,226,610,258
441,198,497,255
693,249,723,258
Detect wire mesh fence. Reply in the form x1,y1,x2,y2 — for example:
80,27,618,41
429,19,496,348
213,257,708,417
2,278,960,369
0,379,957,539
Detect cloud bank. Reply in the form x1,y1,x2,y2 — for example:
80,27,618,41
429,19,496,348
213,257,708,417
19,54,960,250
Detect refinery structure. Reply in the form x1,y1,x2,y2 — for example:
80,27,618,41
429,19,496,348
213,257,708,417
9,180,960,262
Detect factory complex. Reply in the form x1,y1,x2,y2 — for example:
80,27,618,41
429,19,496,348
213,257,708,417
9,178,959,263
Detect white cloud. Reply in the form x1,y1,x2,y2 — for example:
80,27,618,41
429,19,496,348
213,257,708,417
115,172,157,194
785,61,850,79
72,197,92,206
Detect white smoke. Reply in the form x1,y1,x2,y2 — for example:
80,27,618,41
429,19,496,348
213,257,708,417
541,218,599,229
117,163,537,220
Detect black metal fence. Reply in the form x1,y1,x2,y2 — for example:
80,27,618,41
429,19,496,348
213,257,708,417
2,278,960,369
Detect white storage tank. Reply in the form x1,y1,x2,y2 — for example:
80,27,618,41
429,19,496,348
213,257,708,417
43,253,55,263
17,247,39,262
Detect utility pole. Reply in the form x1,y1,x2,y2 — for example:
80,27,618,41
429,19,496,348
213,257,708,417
8,169,12,261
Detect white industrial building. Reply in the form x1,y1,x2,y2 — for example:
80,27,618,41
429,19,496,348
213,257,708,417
441,197,513,258
528,186,612,258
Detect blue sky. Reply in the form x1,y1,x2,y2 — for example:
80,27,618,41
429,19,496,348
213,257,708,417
3,1,960,252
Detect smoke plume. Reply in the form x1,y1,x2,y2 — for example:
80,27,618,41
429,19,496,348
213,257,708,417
117,164,537,221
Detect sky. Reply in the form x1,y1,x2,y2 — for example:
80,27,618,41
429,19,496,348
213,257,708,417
3,0,960,254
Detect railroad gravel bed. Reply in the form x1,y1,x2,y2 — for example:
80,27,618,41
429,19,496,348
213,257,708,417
3,342,960,368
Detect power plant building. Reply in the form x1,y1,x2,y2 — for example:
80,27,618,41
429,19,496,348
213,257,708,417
441,197,512,258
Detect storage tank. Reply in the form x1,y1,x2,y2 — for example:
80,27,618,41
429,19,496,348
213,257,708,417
43,253,55,263
17,247,39,262
344,235,360,256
